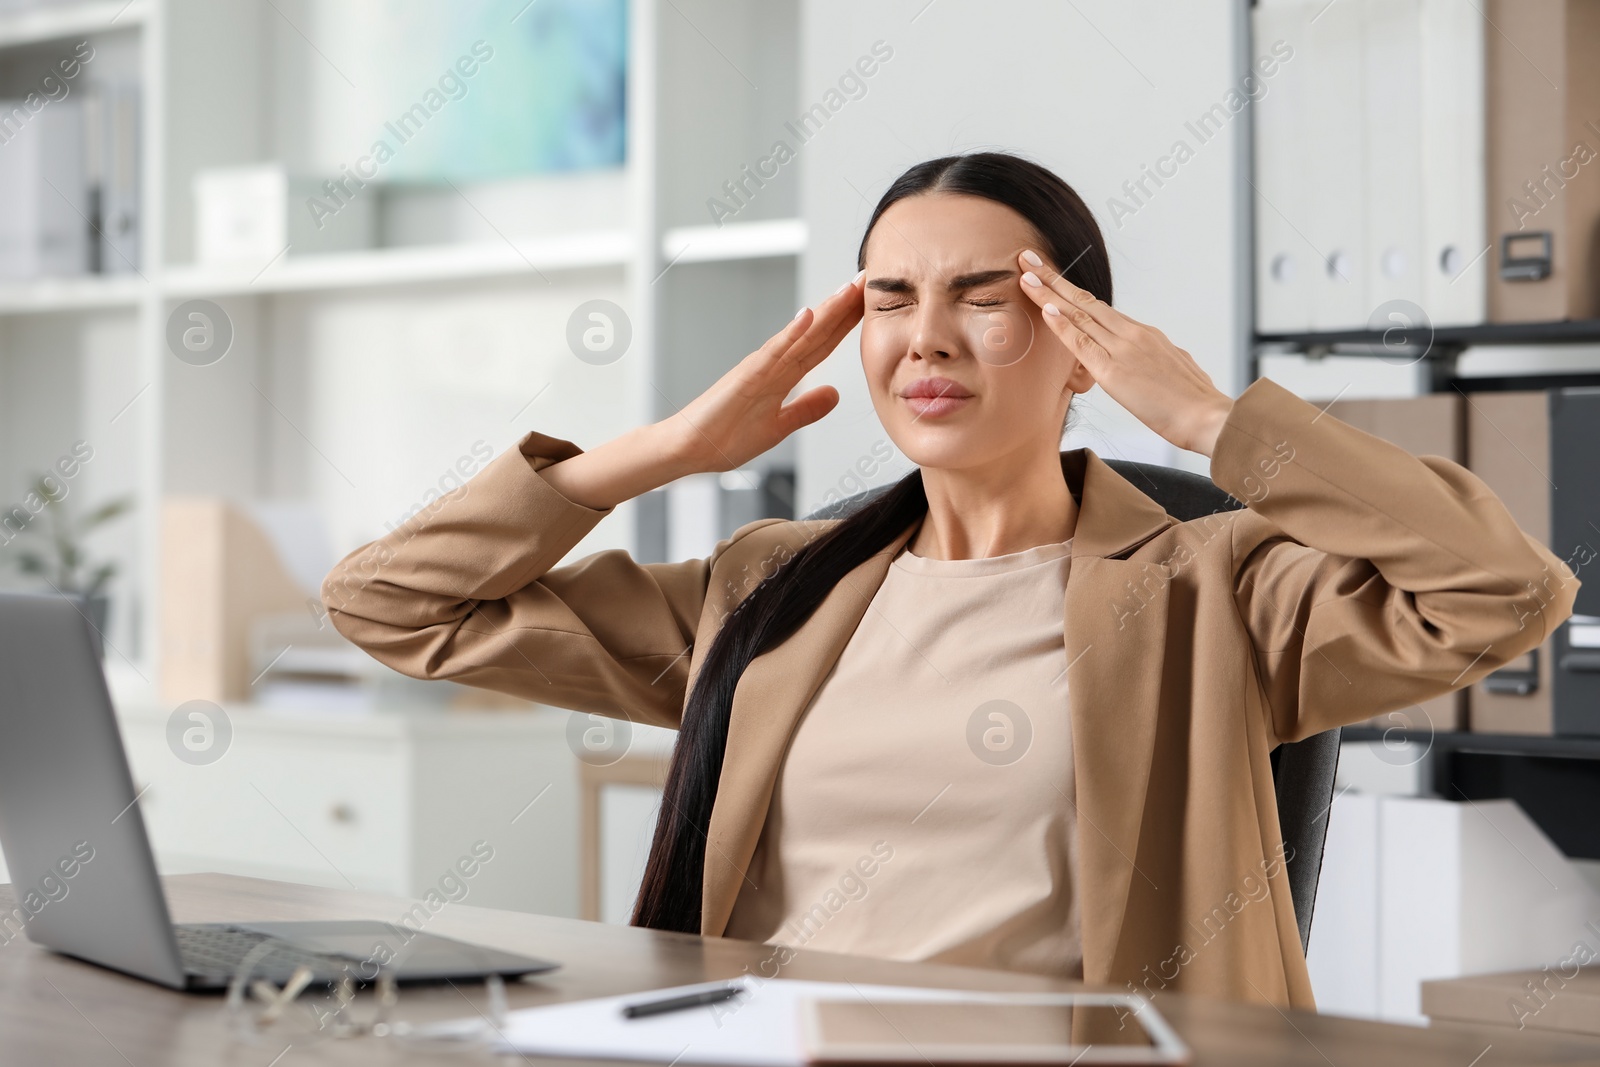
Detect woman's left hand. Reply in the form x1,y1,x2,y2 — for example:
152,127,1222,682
1016,249,1234,457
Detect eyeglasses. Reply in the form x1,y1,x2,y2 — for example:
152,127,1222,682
222,940,512,1053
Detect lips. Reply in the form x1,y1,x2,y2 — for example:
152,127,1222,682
899,376,973,418
901,377,973,399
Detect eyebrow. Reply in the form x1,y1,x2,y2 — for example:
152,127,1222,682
865,268,1016,295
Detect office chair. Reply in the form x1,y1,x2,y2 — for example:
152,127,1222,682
804,459,1342,953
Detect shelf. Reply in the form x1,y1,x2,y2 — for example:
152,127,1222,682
0,273,147,314
0,0,147,49
661,218,806,265
0,219,810,312
1340,727,1600,761
0,219,810,310
1255,318,1600,355
162,231,633,299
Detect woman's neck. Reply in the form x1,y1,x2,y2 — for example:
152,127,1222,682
909,440,1079,560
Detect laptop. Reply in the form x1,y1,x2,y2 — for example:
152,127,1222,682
0,591,559,991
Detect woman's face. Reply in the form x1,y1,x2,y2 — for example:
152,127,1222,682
859,192,1095,472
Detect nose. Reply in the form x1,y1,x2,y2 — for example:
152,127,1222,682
906,302,963,363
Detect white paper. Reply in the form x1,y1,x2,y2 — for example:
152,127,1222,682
487,977,1043,1066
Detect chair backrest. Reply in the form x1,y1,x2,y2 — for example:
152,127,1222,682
803,458,1341,952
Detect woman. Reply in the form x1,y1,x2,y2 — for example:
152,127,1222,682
323,152,1575,1008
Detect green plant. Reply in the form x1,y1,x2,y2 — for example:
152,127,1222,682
11,476,133,598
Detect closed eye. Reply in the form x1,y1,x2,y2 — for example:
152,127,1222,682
874,298,1005,312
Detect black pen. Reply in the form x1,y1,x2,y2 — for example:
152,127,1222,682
621,983,745,1019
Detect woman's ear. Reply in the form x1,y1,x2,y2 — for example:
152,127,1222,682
1064,355,1096,395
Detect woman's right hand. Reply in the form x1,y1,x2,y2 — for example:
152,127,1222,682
540,272,866,512
667,271,865,473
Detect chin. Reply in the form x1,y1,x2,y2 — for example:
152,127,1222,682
885,424,983,472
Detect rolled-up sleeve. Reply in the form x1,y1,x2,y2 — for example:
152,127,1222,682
322,431,769,730
1210,378,1577,744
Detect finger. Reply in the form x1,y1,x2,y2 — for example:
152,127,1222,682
785,273,865,374
775,384,840,435
1017,250,1130,338
1020,268,1119,351
1017,265,1120,348
746,306,817,377
756,271,861,374
1040,300,1113,377
802,271,866,346
792,302,863,377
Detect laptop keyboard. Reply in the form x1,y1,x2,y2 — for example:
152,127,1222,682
175,924,357,981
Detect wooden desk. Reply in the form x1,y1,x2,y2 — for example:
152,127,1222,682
4,874,1600,1066
1424,966,1600,1038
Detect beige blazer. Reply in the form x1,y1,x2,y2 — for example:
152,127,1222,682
322,377,1576,1009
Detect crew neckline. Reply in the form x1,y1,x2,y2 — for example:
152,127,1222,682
891,538,1073,577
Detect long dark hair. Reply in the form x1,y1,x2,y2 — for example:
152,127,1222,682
631,151,1113,932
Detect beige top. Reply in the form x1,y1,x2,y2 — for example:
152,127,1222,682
723,537,1082,978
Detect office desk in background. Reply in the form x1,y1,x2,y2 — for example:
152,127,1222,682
3,874,1600,1066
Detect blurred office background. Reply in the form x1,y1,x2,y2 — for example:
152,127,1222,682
2,0,1599,1032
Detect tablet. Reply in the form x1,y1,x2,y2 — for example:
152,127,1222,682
800,992,1190,1065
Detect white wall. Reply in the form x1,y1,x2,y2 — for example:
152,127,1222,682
262,272,640,560
794,0,1251,510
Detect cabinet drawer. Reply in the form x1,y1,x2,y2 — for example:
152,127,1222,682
122,721,406,889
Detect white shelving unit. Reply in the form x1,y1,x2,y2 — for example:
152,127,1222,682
161,232,636,299
0,0,804,689
0,274,145,313
0,0,147,49
662,217,808,265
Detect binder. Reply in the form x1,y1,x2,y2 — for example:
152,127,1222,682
1484,0,1600,322
98,82,141,275
0,97,90,280
1252,1,1314,333
1418,0,1487,327
1253,0,1491,332
1464,391,1554,734
1462,388,1600,736
1304,0,1367,330
0,101,26,278
1362,0,1425,319
1549,389,1600,736
81,86,102,274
